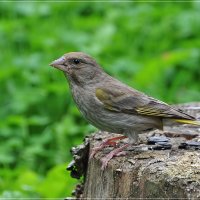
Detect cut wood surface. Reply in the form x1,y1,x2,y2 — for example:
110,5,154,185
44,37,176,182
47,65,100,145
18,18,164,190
68,102,200,199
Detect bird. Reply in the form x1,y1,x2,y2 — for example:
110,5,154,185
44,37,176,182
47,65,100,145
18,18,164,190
50,52,200,169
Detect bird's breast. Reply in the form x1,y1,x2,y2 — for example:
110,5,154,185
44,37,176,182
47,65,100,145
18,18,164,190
71,85,117,131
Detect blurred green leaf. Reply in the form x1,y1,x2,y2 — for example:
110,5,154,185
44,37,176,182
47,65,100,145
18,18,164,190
37,164,77,198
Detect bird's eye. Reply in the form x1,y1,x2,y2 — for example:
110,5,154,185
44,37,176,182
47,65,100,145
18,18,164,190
73,59,80,64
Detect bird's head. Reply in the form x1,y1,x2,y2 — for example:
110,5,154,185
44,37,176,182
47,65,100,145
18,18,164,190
50,52,104,85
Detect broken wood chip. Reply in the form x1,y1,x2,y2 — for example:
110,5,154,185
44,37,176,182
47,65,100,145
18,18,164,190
147,136,170,144
67,137,90,179
149,142,172,150
179,141,200,150
164,131,199,140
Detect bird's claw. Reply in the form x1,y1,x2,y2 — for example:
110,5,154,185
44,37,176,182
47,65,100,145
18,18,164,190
89,136,127,159
100,144,129,170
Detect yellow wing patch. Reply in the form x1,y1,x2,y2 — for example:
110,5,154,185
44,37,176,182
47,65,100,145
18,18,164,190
95,88,110,101
175,119,200,126
136,107,169,117
95,88,119,112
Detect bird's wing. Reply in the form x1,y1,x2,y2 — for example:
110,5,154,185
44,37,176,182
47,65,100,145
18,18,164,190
95,87,195,120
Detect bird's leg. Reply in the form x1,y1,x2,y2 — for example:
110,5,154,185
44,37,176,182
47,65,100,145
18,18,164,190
101,143,130,170
100,131,141,170
90,135,127,158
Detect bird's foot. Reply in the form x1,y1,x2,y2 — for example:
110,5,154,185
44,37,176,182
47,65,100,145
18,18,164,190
101,144,130,170
90,135,127,159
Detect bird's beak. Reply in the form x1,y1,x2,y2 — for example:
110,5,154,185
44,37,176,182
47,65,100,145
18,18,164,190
49,56,66,71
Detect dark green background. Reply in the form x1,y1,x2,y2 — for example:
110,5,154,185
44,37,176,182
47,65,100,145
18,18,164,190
0,2,200,198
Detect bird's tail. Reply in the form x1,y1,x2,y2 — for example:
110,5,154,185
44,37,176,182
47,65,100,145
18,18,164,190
175,119,200,126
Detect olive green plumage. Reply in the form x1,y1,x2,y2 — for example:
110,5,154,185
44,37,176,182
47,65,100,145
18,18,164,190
50,52,199,143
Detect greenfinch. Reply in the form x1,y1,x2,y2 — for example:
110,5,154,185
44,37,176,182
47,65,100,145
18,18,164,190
50,52,199,168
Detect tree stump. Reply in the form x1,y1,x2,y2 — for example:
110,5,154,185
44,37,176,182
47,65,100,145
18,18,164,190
68,102,200,199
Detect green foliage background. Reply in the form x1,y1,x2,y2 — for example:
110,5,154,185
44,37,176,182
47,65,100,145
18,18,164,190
0,2,200,198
